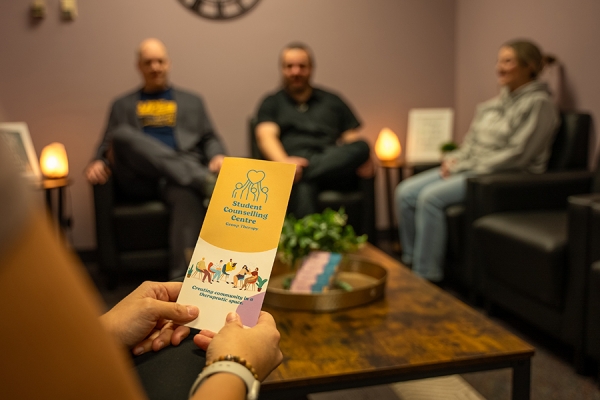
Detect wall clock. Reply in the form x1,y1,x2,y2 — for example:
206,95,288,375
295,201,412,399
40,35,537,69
179,0,261,20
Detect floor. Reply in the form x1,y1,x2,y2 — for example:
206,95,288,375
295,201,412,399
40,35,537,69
377,238,600,400
85,239,600,400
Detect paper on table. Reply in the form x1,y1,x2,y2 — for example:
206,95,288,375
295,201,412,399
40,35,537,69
176,157,295,332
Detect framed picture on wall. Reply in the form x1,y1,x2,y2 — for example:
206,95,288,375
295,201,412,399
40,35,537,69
405,108,454,163
0,122,41,183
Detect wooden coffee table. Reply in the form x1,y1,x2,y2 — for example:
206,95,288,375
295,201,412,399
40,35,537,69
260,244,534,400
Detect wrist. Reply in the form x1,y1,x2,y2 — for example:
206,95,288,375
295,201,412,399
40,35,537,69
98,313,119,343
189,356,261,400
190,372,246,400
99,312,131,348
271,153,289,163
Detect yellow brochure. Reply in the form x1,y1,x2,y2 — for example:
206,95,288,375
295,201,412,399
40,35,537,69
177,157,295,331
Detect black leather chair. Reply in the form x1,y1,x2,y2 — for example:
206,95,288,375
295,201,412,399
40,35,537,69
93,177,170,288
584,201,600,374
447,112,592,289
249,120,377,243
466,113,597,368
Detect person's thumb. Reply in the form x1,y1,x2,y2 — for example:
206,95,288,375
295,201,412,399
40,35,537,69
224,312,243,328
152,301,199,324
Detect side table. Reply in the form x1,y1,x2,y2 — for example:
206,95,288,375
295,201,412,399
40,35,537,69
380,160,404,244
40,177,72,235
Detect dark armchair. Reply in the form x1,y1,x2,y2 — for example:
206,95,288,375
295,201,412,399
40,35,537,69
467,115,597,367
446,112,592,289
584,201,600,373
93,177,170,288
249,120,377,243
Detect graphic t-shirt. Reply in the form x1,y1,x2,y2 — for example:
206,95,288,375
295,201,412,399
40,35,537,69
137,88,177,149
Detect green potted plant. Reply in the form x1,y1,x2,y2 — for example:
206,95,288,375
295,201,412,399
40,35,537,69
264,208,386,311
186,264,193,278
278,208,367,270
256,276,268,292
440,141,459,154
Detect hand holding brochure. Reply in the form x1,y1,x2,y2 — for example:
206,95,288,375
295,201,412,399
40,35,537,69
176,157,295,331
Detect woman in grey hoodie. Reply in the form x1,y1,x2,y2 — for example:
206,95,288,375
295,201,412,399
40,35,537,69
395,40,559,282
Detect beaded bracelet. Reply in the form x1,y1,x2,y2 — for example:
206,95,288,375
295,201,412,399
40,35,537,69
204,354,259,380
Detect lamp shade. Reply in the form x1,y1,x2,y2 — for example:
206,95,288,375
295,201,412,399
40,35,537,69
374,128,401,161
40,142,69,178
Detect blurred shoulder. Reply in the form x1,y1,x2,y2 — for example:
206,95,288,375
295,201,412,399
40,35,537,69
172,86,204,103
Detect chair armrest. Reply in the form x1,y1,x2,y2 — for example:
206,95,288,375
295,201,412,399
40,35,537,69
358,176,376,243
92,177,118,276
591,201,600,263
466,170,593,220
584,203,600,360
586,261,600,360
566,193,600,279
561,194,600,345
93,176,115,236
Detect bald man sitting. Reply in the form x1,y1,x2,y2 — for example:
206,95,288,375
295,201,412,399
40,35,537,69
85,38,227,279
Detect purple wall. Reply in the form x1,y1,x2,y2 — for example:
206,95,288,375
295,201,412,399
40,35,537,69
455,0,600,162
0,0,455,248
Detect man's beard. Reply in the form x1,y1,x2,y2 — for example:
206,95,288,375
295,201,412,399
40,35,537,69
284,77,310,94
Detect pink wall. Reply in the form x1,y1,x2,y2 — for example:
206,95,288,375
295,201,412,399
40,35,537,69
0,0,455,249
455,0,600,162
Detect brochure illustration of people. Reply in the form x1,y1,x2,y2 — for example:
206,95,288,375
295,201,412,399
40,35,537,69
185,258,268,292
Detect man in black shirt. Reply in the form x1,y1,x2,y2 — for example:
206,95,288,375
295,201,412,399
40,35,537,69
255,43,372,217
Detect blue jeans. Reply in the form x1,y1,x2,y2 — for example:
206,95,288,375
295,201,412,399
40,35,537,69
394,168,469,281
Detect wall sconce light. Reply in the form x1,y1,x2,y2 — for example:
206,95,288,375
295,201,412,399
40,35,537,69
60,0,78,20
375,128,402,162
30,0,47,19
40,142,69,179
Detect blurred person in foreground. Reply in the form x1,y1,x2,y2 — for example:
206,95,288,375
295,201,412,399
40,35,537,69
0,141,282,399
